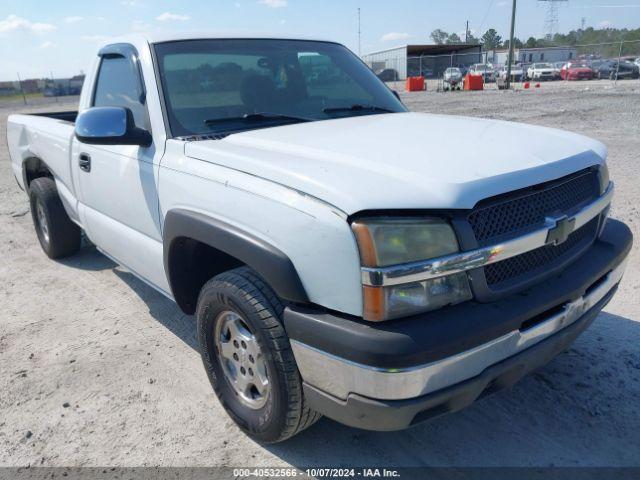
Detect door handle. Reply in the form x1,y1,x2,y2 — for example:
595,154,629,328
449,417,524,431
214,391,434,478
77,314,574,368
79,153,91,172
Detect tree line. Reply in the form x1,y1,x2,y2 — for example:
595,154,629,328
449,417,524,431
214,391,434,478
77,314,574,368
429,26,640,55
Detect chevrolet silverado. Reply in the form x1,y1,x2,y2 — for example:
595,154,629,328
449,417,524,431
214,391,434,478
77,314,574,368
7,33,632,443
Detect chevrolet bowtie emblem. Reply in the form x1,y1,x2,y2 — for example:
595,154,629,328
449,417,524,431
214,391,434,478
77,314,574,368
545,215,576,246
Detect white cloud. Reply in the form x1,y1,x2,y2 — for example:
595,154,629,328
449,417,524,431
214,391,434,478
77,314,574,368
258,0,287,8
40,41,57,48
131,20,152,32
598,20,613,28
81,34,109,42
121,0,142,6
156,12,190,21
0,14,56,35
64,16,83,24
380,32,410,42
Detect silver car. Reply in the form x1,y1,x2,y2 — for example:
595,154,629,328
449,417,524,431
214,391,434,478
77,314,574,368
443,67,463,88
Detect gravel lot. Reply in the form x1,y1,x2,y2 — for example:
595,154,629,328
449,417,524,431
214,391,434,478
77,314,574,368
1,80,639,468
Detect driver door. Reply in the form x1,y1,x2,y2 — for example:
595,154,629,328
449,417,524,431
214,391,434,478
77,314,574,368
76,44,169,294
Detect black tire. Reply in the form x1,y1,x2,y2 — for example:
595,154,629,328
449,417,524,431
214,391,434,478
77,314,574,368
196,266,321,443
29,177,81,259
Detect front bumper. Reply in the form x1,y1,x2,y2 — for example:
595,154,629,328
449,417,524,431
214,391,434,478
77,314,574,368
284,219,632,430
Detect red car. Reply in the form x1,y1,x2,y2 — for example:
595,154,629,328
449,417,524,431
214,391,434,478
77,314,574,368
560,62,594,80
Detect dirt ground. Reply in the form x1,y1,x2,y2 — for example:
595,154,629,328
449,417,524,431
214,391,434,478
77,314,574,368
1,80,639,468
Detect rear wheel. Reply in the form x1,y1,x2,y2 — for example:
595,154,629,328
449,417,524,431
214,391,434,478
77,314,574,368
196,266,321,443
29,177,81,259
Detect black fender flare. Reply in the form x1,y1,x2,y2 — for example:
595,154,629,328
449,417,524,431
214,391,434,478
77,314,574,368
163,209,309,312
22,156,52,192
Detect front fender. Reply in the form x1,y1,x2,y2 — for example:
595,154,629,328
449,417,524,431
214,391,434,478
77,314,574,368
163,208,309,312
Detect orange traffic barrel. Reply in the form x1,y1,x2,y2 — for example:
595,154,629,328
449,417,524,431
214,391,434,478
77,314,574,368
406,76,425,91
463,74,483,90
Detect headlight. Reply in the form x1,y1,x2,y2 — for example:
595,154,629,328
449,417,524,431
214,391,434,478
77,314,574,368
351,217,459,267
598,163,610,195
352,217,473,321
598,164,611,237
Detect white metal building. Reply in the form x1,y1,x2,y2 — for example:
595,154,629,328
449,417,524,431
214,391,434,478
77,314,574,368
489,47,578,65
362,44,484,79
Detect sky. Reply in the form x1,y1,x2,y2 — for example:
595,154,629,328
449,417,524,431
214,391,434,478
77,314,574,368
1,0,639,80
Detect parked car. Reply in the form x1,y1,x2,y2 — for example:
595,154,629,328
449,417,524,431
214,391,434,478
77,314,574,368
634,57,640,69
375,68,399,82
527,63,556,81
7,33,631,442
468,63,495,82
456,64,469,76
552,62,566,79
497,64,524,82
443,67,463,89
561,62,594,81
593,60,640,80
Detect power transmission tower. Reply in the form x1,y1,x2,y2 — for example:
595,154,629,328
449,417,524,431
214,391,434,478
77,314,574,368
538,0,568,40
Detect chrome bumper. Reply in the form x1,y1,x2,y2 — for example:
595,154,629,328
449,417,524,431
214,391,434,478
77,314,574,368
291,258,627,401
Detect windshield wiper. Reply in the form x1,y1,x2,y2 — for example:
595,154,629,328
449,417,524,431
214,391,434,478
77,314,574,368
204,112,312,126
323,104,394,114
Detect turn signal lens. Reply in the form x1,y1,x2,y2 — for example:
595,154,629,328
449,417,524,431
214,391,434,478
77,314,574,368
363,273,472,321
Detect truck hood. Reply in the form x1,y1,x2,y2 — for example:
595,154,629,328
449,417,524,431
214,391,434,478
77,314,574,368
184,112,606,214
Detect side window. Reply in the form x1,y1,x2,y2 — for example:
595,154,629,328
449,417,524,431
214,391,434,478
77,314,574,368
93,55,150,130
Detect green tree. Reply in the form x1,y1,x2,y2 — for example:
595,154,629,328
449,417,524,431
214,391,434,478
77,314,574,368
465,32,480,45
430,29,449,45
446,33,462,44
503,37,523,50
481,28,503,49
524,37,538,48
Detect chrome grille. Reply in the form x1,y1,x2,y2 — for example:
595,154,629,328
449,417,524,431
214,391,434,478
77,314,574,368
484,217,599,286
468,169,601,289
469,169,600,246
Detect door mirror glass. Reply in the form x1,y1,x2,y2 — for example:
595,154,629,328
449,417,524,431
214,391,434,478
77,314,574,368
75,107,151,147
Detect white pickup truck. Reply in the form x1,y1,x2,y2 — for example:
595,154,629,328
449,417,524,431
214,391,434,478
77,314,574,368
7,33,632,443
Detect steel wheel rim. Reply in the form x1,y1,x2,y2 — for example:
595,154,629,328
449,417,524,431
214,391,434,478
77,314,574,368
36,200,49,243
214,310,269,409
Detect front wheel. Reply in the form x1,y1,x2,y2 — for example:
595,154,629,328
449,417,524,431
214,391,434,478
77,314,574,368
196,267,321,443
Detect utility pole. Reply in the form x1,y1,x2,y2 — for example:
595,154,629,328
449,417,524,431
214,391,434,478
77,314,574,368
16,72,27,105
505,0,517,90
50,70,59,103
357,7,361,57
465,20,469,43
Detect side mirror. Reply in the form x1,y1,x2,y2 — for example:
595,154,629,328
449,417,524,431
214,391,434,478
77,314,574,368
75,107,151,147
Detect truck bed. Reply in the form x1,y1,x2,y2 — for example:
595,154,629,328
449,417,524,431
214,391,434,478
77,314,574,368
29,111,78,123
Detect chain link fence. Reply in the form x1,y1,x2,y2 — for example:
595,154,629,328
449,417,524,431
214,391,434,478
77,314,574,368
364,41,640,90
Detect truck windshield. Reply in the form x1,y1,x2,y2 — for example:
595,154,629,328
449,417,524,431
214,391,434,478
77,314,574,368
154,39,407,137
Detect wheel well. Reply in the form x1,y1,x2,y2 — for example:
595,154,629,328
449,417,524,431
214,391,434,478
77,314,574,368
167,237,245,314
23,157,53,190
